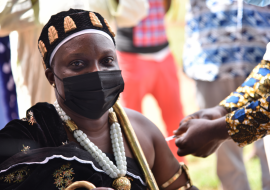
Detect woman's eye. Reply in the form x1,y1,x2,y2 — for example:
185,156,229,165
71,61,84,67
102,57,113,65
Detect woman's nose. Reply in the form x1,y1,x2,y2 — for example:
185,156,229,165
90,62,101,72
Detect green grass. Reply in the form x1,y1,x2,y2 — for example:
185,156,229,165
185,144,261,190
186,154,220,190
244,145,261,190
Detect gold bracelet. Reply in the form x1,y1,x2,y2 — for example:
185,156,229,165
178,162,193,190
160,162,193,190
160,164,182,189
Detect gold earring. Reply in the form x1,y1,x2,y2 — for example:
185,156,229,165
52,83,55,88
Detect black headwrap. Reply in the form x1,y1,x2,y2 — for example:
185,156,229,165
38,9,116,69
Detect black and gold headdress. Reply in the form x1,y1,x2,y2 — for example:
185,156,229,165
38,9,116,70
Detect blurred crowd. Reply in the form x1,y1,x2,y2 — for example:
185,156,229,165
1,0,270,189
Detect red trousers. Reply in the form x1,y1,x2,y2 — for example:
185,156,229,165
117,51,184,162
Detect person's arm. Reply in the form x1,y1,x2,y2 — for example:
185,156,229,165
175,93,270,157
126,109,198,190
163,0,172,13
174,44,270,157
107,0,149,27
225,94,270,147
179,59,270,125
220,60,270,112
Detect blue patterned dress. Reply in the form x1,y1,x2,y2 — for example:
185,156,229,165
0,36,18,129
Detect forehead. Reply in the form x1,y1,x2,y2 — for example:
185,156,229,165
53,33,115,61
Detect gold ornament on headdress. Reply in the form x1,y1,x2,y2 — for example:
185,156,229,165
38,40,47,59
89,12,103,28
48,26,58,44
104,19,115,37
64,16,77,33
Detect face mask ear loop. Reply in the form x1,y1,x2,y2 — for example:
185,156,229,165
53,72,66,102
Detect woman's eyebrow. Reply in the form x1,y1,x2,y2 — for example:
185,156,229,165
101,49,115,55
66,53,87,58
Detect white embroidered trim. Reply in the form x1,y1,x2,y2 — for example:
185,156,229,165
0,154,147,186
126,171,147,186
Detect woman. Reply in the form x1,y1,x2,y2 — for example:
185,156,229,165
0,9,197,190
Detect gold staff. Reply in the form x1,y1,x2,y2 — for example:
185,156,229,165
113,102,159,190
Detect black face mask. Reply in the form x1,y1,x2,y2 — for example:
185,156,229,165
54,70,124,119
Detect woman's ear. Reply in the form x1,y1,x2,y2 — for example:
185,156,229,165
45,68,55,86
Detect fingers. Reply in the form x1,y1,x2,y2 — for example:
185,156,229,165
175,136,194,156
180,113,199,125
173,121,189,135
180,115,193,125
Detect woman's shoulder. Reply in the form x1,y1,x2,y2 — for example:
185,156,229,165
124,108,165,168
0,102,68,149
124,107,163,141
0,102,69,165
1,102,57,135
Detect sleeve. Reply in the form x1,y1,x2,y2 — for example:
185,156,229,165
107,0,149,27
219,60,270,113
0,119,40,164
225,94,270,147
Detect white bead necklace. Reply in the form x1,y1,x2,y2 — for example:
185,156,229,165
53,101,127,179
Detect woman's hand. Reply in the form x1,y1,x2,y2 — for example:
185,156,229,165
174,117,230,157
180,106,228,124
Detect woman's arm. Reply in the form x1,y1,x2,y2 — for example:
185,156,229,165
178,60,270,127
126,108,198,189
151,124,198,190
226,94,270,147
175,94,270,157
220,60,270,112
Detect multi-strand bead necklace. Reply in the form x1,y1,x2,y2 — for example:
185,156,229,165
53,101,131,189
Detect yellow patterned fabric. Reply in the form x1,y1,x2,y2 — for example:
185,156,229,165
225,95,270,147
220,60,270,113
220,60,270,146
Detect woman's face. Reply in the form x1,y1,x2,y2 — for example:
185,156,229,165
46,33,119,101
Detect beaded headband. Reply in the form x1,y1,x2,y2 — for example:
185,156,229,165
38,9,116,69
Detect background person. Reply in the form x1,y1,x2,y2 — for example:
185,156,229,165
116,0,184,162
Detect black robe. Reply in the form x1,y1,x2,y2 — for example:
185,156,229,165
0,103,146,189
